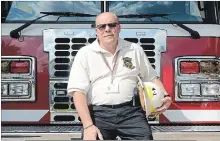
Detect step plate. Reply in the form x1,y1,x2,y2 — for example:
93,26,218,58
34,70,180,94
1,126,82,133
1,125,220,133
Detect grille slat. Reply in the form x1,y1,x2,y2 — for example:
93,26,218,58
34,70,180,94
56,90,67,95
54,64,70,70
148,58,155,63
54,71,69,77
124,38,138,43
55,38,70,43
88,38,96,43
141,45,155,50
145,51,155,57
55,58,70,63
55,51,70,56
53,104,69,109
55,44,70,50
72,44,86,49
71,104,76,109
71,51,78,56
72,38,87,43
140,38,155,43
54,83,68,89
54,115,75,121
54,97,69,102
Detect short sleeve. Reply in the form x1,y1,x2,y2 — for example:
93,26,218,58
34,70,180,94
138,46,158,82
67,49,90,96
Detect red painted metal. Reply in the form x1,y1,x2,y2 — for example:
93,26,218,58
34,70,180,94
1,36,220,124
161,37,220,110
1,36,50,123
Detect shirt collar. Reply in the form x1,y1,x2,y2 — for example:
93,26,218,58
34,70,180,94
91,37,124,53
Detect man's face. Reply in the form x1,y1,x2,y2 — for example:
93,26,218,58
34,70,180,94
95,13,120,44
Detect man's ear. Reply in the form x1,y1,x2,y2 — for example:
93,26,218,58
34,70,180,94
118,24,121,32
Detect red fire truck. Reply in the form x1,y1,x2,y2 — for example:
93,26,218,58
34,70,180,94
1,1,220,134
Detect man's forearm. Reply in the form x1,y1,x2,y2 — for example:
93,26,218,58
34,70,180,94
151,78,169,95
72,92,93,128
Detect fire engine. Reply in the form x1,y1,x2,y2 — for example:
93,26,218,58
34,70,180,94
1,1,220,134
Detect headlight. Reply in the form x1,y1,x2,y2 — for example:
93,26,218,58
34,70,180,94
1,84,8,96
201,84,220,95
9,83,29,96
181,84,200,96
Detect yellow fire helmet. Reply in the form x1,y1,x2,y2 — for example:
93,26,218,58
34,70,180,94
140,82,164,116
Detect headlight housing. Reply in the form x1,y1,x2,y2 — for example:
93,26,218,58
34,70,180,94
181,84,200,96
9,83,29,96
201,84,220,96
1,84,8,96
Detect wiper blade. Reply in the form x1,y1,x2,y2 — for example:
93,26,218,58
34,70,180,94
174,22,200,39
40,12,96,17
10,14,49,39
10,12,96,39
118,13,200,39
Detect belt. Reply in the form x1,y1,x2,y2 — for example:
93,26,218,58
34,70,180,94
97,100,133,108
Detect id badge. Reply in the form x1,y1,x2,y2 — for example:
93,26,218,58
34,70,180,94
106,84,119,94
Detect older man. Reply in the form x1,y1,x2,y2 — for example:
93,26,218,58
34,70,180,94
67,12,171,140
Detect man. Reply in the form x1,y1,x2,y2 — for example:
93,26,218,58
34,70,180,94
67,12,171,140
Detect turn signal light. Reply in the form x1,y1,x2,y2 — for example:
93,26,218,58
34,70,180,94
180,61,199,74
10,61,29,73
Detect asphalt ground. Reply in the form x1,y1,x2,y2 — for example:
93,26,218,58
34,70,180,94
1,132,220,141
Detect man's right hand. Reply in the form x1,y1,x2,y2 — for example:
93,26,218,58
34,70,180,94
83,125,103,140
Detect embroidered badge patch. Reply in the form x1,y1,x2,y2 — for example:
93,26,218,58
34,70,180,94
122,57,135,69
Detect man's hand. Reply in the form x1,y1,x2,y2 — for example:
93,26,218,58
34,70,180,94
83,125,103,140
150,96,171,116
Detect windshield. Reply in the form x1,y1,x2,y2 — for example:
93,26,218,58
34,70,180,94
6,1,101,22
108,1,203,23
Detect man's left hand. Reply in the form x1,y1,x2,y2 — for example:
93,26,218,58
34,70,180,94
150,96,171,116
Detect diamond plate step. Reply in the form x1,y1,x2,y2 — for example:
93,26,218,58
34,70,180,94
151,125,220,132
1,126,82,133
1,125,220,133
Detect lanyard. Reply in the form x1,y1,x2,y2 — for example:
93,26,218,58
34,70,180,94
100,51,120,84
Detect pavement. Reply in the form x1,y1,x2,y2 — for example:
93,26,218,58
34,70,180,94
1,132,220,141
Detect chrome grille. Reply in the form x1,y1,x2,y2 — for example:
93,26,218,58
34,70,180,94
43,28,167,124
49,81,79,124
52,37,158,78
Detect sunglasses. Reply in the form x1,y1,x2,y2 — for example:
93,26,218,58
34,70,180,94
96,23,119,30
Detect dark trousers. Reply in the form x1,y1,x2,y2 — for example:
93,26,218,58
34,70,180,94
82,101,153,140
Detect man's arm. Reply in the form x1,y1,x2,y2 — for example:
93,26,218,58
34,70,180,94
151,78,169,96
72,91,103,140
150,78,171,116
72,91,93,128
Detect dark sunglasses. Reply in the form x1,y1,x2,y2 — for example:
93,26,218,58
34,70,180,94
96,23,119,30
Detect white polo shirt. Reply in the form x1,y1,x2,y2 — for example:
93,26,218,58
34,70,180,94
67,38,158,105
